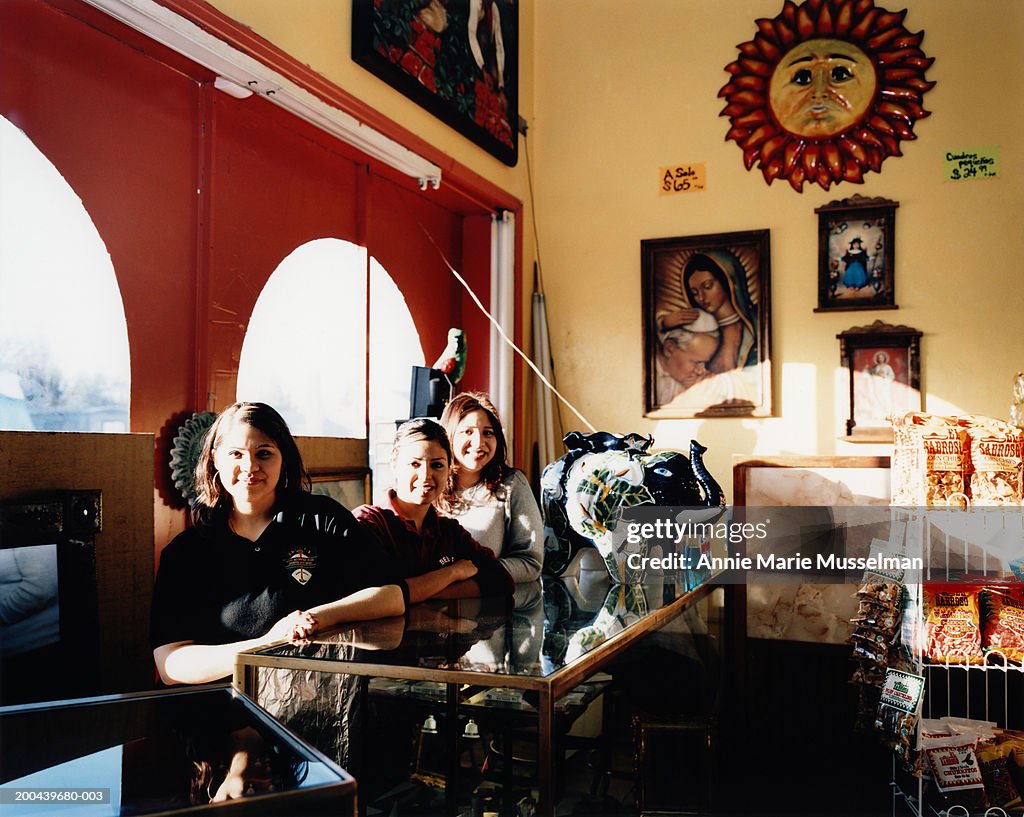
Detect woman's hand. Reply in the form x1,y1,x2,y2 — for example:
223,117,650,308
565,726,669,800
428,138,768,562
449,559,478,582
211,754,273,802
266,610,317,644
659,308,699,331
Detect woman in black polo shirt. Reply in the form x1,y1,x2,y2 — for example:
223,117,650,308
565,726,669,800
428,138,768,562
151,402,405,685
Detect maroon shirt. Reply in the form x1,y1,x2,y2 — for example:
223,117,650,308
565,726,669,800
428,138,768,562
353,491,513,598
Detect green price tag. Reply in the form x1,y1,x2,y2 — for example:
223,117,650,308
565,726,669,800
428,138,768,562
944,147,999,181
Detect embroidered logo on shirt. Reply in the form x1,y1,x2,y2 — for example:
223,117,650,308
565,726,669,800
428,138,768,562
285,547,316,586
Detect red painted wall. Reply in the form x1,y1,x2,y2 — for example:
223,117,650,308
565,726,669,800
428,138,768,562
1,0,501,554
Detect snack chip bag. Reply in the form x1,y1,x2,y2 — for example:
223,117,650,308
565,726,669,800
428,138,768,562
981,587,1024,664
961,418,1024,506
923,586,984,665
875,668,925,761
977,741,1022,810
892,413,967,508
923,734,989,812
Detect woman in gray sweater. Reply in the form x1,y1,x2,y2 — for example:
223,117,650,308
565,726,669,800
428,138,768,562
438,392,543,583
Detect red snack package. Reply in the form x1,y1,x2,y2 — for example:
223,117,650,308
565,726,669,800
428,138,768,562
923,586,984,665
981,587,1024,665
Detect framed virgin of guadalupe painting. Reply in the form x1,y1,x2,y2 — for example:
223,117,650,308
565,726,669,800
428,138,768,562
642,230,773,418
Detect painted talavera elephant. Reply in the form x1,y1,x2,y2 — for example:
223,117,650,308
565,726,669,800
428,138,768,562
541,432,725,583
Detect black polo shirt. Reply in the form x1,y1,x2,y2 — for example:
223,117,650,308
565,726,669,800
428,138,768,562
151,493,402,648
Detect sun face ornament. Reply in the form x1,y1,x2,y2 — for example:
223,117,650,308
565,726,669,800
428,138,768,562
719,0,935,191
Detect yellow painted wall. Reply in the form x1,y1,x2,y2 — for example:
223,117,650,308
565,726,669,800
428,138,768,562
205,1,1023,500
532,0,1024,499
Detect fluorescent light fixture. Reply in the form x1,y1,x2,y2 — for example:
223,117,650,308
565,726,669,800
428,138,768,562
213,76,252,100
82,0,442,189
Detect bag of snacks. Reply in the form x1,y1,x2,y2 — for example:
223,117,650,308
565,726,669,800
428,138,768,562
892,413,967,508
960,417,1024,506
1005,738,1024,807
923,586,984,665
923,734,989,812
981,587,1024,664
875,668,925,761
977,741,1022,810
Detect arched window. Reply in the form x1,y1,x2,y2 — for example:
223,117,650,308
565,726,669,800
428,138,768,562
237,240,423,456
237,239,369,437
0,118,130,432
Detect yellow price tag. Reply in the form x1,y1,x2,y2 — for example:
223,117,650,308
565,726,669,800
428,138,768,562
659,163,706,194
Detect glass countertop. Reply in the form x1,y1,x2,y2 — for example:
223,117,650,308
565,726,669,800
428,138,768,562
0,686,351,816
253,573,713,680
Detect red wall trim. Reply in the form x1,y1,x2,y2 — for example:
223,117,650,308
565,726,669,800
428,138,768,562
155,0,522,215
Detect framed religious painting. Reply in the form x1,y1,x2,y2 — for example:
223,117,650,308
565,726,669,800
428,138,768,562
642,230,772,419
352,0,519,166
837,320,922,441
815,195,898,312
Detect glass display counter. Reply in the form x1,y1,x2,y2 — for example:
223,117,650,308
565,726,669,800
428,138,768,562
0,684,356,817
234,574,724,814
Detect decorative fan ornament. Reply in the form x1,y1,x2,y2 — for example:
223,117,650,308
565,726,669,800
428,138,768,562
719,0,935,191
169,411,218,505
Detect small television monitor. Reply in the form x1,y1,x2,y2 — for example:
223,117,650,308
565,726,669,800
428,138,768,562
0,518,99,705
409,365,452,420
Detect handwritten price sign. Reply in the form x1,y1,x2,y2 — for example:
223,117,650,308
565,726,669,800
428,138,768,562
943,147,999,182
659,163,706,195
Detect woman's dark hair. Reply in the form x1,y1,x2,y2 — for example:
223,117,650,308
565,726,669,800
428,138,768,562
390,417,452,467
438,391,508,512
192,402,308,524
683,253,731,306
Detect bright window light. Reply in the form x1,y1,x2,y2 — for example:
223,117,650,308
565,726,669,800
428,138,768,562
0,117,130,432
237,241,423,451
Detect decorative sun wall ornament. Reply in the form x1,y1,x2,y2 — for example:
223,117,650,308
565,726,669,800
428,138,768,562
719,0,935,191
169,411,217,505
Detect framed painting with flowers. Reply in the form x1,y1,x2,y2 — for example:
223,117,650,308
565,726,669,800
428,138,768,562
642,230,773,419
352,0,518,166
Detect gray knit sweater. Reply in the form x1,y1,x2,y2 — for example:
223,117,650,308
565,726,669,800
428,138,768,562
446,469,543,583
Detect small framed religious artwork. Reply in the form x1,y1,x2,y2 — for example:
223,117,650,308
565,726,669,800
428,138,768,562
352,0,519,166
815,194,898,312
837,320,922,441
642,230,772,418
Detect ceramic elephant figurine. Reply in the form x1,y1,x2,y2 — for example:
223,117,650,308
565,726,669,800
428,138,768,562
541,431,724,581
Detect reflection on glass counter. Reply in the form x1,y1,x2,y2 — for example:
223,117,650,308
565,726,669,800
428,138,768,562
254,573,712,676
236,572,723,815
0,685,354,817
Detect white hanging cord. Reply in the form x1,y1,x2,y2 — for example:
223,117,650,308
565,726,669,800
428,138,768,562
419,223,596,433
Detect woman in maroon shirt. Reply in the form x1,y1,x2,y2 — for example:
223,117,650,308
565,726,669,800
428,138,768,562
354,418,513,603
